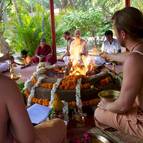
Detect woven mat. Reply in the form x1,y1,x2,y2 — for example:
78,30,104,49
88,128,143,143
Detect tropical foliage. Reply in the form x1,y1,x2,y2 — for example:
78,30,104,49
0,0,143,54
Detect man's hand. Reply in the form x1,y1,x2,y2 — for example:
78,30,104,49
97,99,112,110
100,52,112,61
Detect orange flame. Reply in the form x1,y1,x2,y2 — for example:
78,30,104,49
69,39,95,75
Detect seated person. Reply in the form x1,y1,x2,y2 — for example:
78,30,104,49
21,50,32,65
95,7,143,139
63,29,88,65
61,31,74,60
32,38,55,64
101,30,121,54
0,73,66,143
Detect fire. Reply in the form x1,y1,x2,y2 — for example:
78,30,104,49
69,39,95,75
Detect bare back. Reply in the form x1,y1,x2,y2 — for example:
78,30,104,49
131,50,143,109
0,75,34,143
119,48,143,111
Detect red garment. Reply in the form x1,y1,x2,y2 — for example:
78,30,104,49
32,44,56,64
36,44,51,57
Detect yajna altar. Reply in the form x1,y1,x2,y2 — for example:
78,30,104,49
23,62,121,110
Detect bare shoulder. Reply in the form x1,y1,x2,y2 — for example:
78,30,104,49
124,52,143,72
0,74,16,86
0,74,18,97
126,52,143,63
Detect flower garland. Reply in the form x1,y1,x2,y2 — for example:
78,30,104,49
49,78,62,107
24,88,99,107
75,78,83,114
27,75,47,106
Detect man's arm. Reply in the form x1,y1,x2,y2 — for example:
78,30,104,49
61,46,70,59
101,52,129,64
81,40,88,56
102,54,143,113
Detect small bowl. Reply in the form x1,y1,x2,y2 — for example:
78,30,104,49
98,90,120,101
92,134,113,143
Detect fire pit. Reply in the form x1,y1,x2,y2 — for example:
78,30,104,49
24,41,121,107
23,61,120,108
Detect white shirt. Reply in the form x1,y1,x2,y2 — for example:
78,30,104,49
101,38,121,54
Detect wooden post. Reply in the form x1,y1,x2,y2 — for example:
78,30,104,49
125,0,130,7
49,0,57,63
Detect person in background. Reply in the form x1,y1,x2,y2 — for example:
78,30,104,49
0,73,66,143
21,50,32,65
70,29,88,56
101,30,121,54
94,7,143,139
69,29,88,65
62,31,74,59
32,38,55,64
61,31,74,65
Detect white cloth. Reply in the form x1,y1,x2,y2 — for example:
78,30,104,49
94,55,106,66
63,56,70,65
0,61,9,72
101,38,121,54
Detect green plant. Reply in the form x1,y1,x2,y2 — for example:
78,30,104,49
4,3,52,55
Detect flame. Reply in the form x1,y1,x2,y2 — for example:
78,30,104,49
69,38,95,75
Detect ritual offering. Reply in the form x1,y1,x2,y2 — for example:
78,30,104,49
98,90,120,101
9,63,21,80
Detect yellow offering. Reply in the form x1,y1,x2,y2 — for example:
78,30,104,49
52,93,63,112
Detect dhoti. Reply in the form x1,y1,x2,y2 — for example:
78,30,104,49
94,107,143,138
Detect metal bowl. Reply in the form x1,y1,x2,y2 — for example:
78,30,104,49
92,134,113,143
98,90,120,101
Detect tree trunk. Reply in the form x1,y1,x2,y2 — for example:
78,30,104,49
0,0,10,54
0,0,4,22
61,0,68,9
12,0,23,26
41,0,45,37
68,0,74,7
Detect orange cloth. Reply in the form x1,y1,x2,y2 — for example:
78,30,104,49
34,118,67,143
23,56,31,65
94,107,143,138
